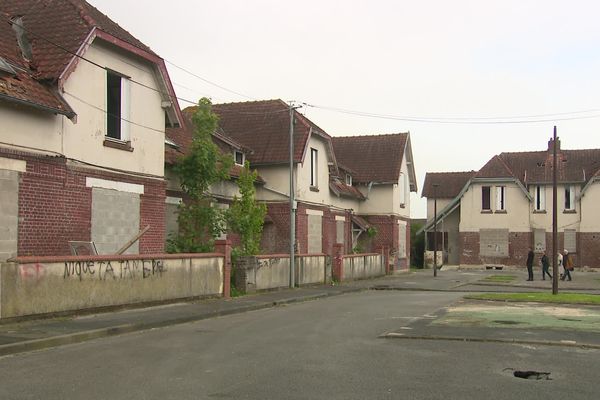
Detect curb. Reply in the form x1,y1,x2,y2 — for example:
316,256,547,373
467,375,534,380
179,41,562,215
381,332,600,349
0,289,361,358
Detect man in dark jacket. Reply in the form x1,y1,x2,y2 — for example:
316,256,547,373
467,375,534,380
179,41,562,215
541,251,552,280
526,247,535,281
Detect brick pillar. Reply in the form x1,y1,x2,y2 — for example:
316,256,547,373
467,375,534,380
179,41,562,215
379,246,390,274
214,239,232,299
333,243,344,282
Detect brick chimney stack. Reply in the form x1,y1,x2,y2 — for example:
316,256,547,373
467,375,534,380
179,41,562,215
548,137,561,153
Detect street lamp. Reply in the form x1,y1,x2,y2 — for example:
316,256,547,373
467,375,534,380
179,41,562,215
433,183,439,277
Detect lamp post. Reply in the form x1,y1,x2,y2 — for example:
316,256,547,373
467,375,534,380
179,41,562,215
433,183,439,277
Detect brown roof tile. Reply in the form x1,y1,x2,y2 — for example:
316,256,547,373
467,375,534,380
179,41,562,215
332,133,408,184
422,171,475,198
329,180,365,200
2,0,155,81
0,12,74,116
211,100,310,165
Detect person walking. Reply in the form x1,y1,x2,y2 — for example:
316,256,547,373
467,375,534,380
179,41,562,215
526,247,535,281
557,251,564,279
541,251,552,280
561,249,573,281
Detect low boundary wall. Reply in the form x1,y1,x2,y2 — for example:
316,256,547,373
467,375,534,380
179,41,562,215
234,254,329,293
1,252,226,319
332,244,386,282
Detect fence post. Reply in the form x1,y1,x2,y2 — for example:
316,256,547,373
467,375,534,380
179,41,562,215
333,243,344,282
214,239,232,299
378,246,390,275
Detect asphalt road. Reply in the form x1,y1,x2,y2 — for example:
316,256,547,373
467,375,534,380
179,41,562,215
1,290,598,400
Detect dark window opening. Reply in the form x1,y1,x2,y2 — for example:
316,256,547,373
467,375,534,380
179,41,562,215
482,186,491,210
106,72,122,140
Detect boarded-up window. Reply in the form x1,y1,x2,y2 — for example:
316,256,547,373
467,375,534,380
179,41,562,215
479,229,509,257
307,214,322,253
91,188,140,254
564,229,577,253
534,229,546,252
0,169,19,261
336,220,345,245
398,223,407,257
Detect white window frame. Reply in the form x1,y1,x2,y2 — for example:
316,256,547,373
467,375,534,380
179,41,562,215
496,186,506,211
345,173,352,186
106,70,130,142
234,150,245,166
310,148,318,188
534,185,546,211
564,185,575,211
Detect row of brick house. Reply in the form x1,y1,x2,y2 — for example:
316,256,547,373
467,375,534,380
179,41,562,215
165,100,417,269
0,0,417,269
421,139,600,268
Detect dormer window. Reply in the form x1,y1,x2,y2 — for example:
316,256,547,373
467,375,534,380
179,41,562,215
345,173,352,186
234,150,245,166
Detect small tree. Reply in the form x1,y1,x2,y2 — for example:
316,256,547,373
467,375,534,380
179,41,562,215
167,98,233,253
226,161,267,257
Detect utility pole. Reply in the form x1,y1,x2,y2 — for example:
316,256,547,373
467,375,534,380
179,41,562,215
433,183,439,277
289,102,296,288
552,126,559,295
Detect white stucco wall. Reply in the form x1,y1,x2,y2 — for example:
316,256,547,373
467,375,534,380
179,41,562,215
0,39,166,177
580,182,600,233
426,198,453,220
62,41,165,176
459,183,531,232
528,184,581,232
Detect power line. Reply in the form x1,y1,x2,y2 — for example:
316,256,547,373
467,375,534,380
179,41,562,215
166,60,255,100
64,91,166,135
303,103,600,125
5,14,600,125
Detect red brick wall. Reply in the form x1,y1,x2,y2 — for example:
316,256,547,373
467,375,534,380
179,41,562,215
261,202,290,254
460,231,534,267
579,233,600,267
2,150,166,257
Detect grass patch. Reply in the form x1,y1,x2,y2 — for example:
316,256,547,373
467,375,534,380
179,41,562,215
481,275,517,283
466,292,600,305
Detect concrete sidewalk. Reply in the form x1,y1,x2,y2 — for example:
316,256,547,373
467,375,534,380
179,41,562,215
1,268,598,357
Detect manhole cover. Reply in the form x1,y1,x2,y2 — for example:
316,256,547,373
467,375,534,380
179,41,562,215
493,320,523,325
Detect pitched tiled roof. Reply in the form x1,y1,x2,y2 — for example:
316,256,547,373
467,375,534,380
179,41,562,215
332,133,408,184
422,140,600,200
422,171,475,198
2,0,155,81
329,180,366,200
0,12,74,116
211,100,310,165
498,148,600,184
165,110,264,183
476,140,600,185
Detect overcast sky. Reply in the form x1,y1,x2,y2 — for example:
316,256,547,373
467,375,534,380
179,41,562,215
90,0,600,218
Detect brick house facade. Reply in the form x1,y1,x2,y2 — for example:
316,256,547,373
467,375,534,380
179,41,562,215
0,0,181,259
166,100,418,270
422,139,600,268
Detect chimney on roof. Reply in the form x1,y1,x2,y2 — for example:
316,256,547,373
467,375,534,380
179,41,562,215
11,17,33,62
548,137,561,153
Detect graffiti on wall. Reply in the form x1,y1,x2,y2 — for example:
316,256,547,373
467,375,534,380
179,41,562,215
63,259,167,281
257,258,281,270
19,263,47,280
